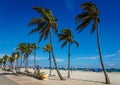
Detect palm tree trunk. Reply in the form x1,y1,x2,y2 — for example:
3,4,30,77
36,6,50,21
16,59,18,70
49,29,64,80
20,54,22,71
96,26,111,84
49,51,52,76
68,42,71,78
25,54,28,72
34,52,36,67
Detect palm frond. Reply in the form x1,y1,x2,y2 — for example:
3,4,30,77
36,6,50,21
61,41,68,48
39,33,44,42
91,22,96,33
44,27,50,40
72,40,79,48
75,12,89,23
76,17,92,32
33,6,48,18
81,2,97,11
29,27,41,34
28,18,44,26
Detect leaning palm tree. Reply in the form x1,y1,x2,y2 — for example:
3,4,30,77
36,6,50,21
76,2,110,84
58,28,79,78
28,6,64,80
43,44,52,76
31,43,39,67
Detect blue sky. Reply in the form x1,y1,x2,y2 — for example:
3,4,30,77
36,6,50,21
0,0,120,68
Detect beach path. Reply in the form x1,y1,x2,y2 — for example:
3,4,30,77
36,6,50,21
0,75,20,85
4,74,45,85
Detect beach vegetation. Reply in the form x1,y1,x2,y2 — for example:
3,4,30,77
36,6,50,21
75,2,111,84
28,6,64,80
58,28,79,78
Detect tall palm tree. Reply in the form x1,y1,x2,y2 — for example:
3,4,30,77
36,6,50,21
16,43,26,71
24,43,33,72
28,6,64,80
3,55,9,68
0,58,3,67
76,2,110,84
12,52,20,66
58,28,79,78
31,43,39,67
8,56,15,67
43,44,52,76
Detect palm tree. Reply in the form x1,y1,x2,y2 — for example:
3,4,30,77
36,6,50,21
43,44,52,76
12,52,20,65
0,58,3,67
16,43,26,71
23,43,33,72
58,28,79,78
11,52,20,71
28,6,64,80
31,43,39,67
76,2,110,84
3,55,9,68
8,56,15,67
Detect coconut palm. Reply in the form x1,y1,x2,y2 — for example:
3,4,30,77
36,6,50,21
11,52,21,71
3,55,9,68
12,52,20,65
8,56,15,67
31,43,39,67
23,43,34,72
0,58,3,66
16,43,26,70
76,2,110,84
43,44,52,76
28,6,64,80
58,28,79,78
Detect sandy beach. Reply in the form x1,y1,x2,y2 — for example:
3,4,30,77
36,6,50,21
2,68,120,85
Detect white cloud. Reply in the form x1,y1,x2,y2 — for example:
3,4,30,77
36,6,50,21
29,56,48,60
29,56,64,62
105,50,120,58
74,56,98,60
56,58,64,62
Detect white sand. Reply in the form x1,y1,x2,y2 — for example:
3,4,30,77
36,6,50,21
4,68,120,85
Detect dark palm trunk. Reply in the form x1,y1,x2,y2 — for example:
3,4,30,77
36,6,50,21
49,51,52,76
68,42,71,78
49,29,64,80
96,26,111,84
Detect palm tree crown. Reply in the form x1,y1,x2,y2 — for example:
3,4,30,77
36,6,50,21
43,44,51,52
28,6,58,42
58,28,79,48
76,2,100,33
